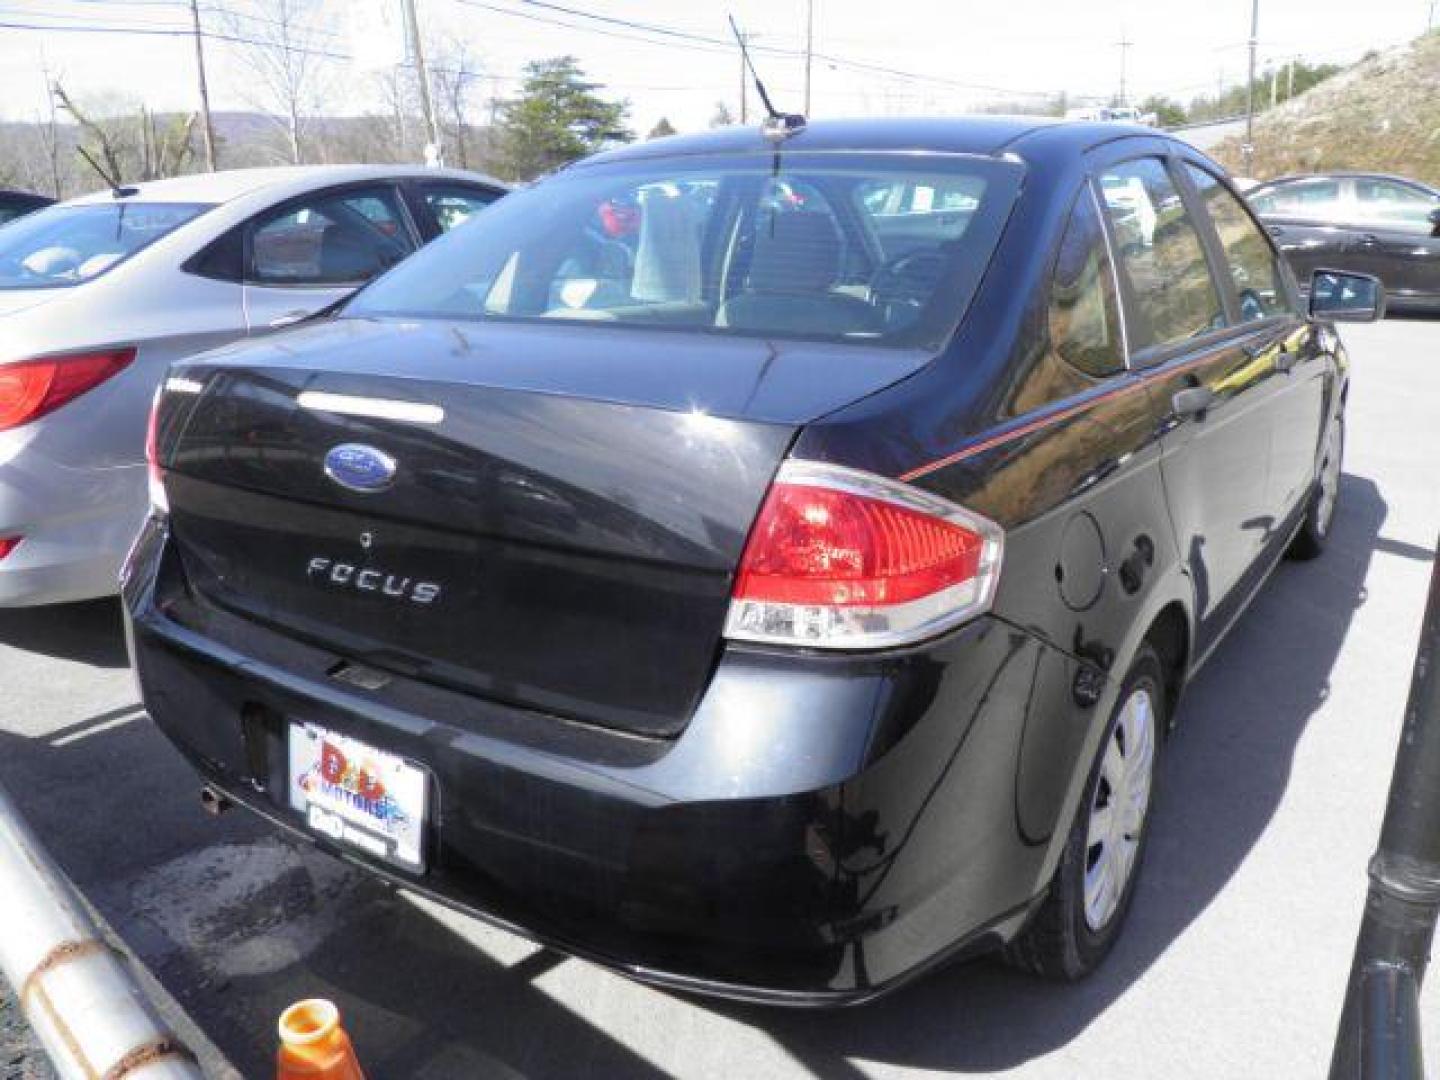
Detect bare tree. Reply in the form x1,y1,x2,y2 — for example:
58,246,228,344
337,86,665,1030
430,37,483,169
53,84,196,186
36,60,64,197
374,66,418,163
221,0,335,164
53,84,130,184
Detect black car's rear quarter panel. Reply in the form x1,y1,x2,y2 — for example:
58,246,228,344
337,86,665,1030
794,137,1185,866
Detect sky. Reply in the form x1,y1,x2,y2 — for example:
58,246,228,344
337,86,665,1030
0,0,1433,136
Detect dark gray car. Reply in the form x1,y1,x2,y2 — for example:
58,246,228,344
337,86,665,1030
0,190,53,225
1248,172,1440,312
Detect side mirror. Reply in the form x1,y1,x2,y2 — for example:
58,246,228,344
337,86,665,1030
1309,269,1385,323
1429,207,1440,237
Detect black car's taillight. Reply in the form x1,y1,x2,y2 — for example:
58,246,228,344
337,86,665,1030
724,461,1004,649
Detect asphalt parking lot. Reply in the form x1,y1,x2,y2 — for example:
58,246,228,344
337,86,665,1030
1,317,1438,1079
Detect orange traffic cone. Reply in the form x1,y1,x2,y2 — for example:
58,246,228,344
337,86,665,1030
277,999,366,1080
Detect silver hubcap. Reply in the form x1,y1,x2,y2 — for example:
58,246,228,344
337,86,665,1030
1084,687,1157,931
1316,419,1343,535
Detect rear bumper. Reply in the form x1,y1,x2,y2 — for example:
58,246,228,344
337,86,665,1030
124,516,1076,1003
0,456,143,606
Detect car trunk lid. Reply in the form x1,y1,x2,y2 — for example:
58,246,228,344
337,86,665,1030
156,316,930,736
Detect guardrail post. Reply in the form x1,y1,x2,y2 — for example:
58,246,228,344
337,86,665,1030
1331,532,1440,1080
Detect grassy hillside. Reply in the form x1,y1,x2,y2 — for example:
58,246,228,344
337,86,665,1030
1212,32,1440,183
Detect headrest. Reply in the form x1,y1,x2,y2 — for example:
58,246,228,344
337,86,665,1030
746,212,841,294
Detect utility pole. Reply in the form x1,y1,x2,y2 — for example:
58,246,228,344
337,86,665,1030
1243,0,1259,173
1286,56,1295,100
189,0,217,171
401,0,444,165
1116,29,1132,105
803,0,814,115
1269,65,1277,108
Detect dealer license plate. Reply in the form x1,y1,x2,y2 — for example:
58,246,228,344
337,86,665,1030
288,723,428,872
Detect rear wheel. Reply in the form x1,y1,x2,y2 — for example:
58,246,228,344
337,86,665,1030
1005,645,1165,980
1289,413,1344,561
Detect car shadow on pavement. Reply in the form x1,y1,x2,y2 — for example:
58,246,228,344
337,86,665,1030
0,598,129,668
0,707,677,1079
719,472,1389,1076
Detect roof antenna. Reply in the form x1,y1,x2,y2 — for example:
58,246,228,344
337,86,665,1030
75,146,136,198
727,15,806,141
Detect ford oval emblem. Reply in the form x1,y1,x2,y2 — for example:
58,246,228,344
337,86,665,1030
324,443,397,493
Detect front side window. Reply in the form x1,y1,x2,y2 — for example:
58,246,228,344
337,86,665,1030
250,186,413,286
1185,164,1292,322
1248,178,1344,221
0,202,209,290
1098,158,1225,351
1050,188,1124,377
422,186,501,233
1353,178,1439,232
347,153,1024,349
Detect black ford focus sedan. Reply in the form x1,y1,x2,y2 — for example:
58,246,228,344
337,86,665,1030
124,117,1380,1004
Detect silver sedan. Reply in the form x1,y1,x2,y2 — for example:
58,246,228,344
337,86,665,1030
0,164,506,606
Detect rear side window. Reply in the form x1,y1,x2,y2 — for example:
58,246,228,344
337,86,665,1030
250,186,413,286
1249,178,1344,221
1353,178,1439,232
1185,165,1292,321
346,153,1024,350
1098,158,1225,351
1050,188,1124,377
421,185,501,233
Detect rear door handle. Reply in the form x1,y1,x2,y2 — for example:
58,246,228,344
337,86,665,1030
268,309,310,329
1172,386,1215,418
1267,225,1284,238
1359,233,1380,246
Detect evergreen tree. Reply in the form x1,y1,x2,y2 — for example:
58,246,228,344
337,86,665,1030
493,56,632,181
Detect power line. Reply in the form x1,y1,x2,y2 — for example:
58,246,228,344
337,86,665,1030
449,0,1061,98
3,0,1065,104
450,0,730,54
0,6,190,30
0,17,193,36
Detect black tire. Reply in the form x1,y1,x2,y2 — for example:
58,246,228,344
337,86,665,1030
1004,645,1167,980
1289,413,1344,561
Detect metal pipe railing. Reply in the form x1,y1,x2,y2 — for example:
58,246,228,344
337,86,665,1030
1331,531,1440,1080
0,782,203,1080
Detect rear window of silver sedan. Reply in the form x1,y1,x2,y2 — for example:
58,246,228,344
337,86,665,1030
0,202,211,289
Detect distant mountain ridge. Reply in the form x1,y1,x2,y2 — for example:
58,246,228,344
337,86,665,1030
0,109,490,198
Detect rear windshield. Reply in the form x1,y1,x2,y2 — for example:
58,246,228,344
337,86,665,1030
347,152,1023,349
0,202,210,289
